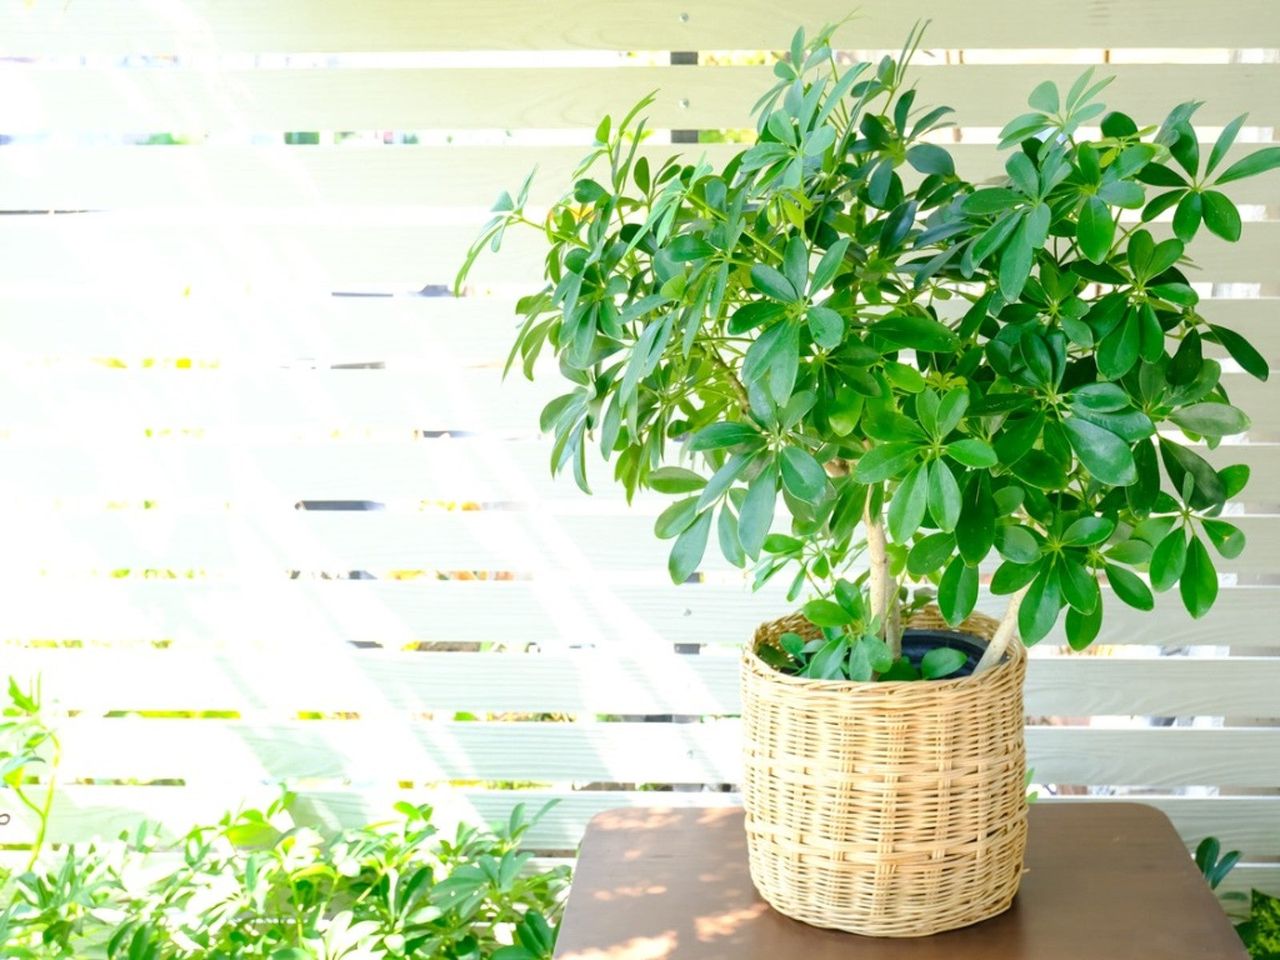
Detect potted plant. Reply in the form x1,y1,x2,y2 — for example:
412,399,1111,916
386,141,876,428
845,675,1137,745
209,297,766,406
458,23,1276,937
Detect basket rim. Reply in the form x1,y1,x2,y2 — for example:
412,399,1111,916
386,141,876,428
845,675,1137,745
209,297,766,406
742,615,1025,693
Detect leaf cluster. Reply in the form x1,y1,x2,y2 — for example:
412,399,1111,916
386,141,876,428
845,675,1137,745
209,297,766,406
459,23,1278,655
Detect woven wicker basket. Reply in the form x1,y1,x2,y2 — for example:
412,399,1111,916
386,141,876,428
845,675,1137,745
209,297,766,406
741,606,1028,937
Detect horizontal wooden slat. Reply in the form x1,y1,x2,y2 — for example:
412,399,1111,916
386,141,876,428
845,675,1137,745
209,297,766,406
4,0,1278,54
2,215,1278,290
0,367,1270,438
0,293,1275,370
39,719,1280,786
9,787,1280,869
3,437,1274,505
3,65,1278,136
3,509,1278,575
5,143,1280,211
10,650,1280,718
3,580,1277,649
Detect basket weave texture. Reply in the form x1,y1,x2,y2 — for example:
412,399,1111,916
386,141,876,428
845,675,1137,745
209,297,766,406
741,605,1028,937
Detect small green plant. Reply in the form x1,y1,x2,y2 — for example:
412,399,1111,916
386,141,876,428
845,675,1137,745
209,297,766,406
1236,888,1280,959
459,22,1279,679
0,678,569,959
1196,835,1242,891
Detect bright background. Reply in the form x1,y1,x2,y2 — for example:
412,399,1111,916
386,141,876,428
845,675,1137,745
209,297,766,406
0,0,1277,892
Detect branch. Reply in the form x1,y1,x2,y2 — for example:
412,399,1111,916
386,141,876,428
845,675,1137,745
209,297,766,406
974,584,1030,675
863,501,900,658
704,347,750,414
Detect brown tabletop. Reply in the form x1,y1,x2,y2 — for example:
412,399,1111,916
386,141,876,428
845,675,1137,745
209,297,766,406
553,803,1246,959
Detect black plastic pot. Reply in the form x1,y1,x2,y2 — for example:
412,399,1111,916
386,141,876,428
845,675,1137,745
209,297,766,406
899,628,989,678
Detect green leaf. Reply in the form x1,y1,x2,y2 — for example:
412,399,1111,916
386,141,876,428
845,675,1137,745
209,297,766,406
848,635,893,681
1200,191,1241,242
995,525,1040,563
1201,518,1246,559
738,466,778,559
688,422,762,452
937,555,978,627
1207,114,1247,176
667,234,716,261
1170,402,1250,437
1064,416,1136,486
718,504,746,568
1077,196,1115,264
1150,528,1188,592
668,509,712,583
750,264,799,302
1236,889,1280,959
906,142,955,177
654,498,700,539
946,438,998,468
888,463,929,543
1160,438,1227,509
871,314,960,352
1209,324,1268,382
1059,559,1100,614
956,473,997,565
999,218,1034,302
1061,516,1115,547
921,646,969,680
780,446,829,503
1027,79,1059,113
1171,191,1202,242
1179,536,1218,619
1214,145,1280,184
907,531,957,577
649,467,706,494
783,235,808,296
854,442,919,483
1105,563,1154,611
1019,565,1063,645
927,459,962,532
992,559,1042,595
803,598,853,627
1065,602,1102,651
807,306,845,348
810,238,850,294
962,188,1021,216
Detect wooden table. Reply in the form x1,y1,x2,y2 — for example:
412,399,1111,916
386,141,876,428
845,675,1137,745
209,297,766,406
553,803,1245,959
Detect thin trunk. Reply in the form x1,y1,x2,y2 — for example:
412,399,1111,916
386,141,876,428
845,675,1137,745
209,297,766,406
864,503,899,658
974,584,1031,675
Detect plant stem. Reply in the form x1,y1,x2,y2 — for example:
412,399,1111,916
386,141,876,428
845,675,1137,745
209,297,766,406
863,502,900,658
974,584,1031,675
704,347,750,414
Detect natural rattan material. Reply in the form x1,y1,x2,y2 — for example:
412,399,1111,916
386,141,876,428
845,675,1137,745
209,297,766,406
741,606,1028,937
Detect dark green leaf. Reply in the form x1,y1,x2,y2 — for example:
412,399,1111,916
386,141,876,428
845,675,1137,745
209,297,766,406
1172,191,1202,242
1105,563,1154,611
807,306,845,348
921,645,969,680
938,555,978,627
1214,145,1280,184
871,314,960,352
649,466,707,496
668,509,712,583
946,438,998,468
907,531,957,577
803,598,853,627
1061,516,1115,547
906,143,955,177
780,446,829,503
1170,402,1250,437
995,525,1040,563
1019,565,1063,645
1064,417,1137,486
992,559,1042,595
655,497,700,539
927,459,962,533
962,188,1022,216
1179,536,1218,619
853,442,919,483
1201,191,1241,242
1077,196,1115,264
956,473,997,565
1201,518,1245,559
1065,601,1102,651
667,234,716,261
888,463,930,543
688,422,761,451
1150,528,1188,592
750,264,799,302
1059,558,1100,614
738,466,778,559
1209,324,1268,382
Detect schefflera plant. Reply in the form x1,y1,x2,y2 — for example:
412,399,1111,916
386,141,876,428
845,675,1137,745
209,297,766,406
458,24,1277,680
